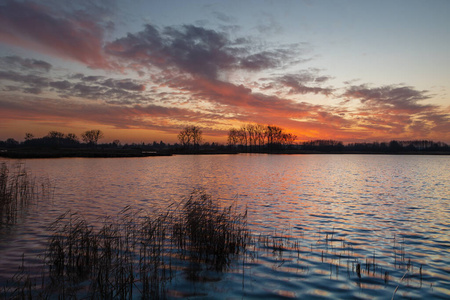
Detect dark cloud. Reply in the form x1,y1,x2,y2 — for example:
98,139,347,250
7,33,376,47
0,55,52,72
0,70,49,94
0,59,146,102
23,87,43,94
61,76,146,102
343,84,432,113
81,75,105,82
240,50,288,70
261,71,334,96
0,71,47,85
49,80,71,90
107,24,303,79
315,76,331,83
278,74,333,95
102,78,145,91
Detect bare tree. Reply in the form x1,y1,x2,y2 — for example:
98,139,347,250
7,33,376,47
66,133,79,142
191,126,203,149
47,131,65,139
24,133,34,141
246,124,256,152
178,126,203,150
178,128,192,148
81,130,104,145
112,139,121,147
255,124,267,150
227,123,297,152
238,126,248,150
227,128,239,147
282,133,297,146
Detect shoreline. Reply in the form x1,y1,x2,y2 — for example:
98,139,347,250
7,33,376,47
0,148,172,158
1,148,449,158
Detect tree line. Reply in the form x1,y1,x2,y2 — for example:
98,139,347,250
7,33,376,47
1,126,449,154
175,124,297,152
227,124,297,152
1,130,108,148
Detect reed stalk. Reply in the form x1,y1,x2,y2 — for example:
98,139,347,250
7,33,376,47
3,189,249,299
0,163,52,227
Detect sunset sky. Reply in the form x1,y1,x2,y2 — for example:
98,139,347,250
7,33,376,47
0,0,449,144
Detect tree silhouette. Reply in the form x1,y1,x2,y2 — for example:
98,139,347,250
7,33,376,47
81,130,104,145
47,131,65,139
24,133,34,141
227,123,297,152
66,133,78,142
227,128,239,148
178,126,203,150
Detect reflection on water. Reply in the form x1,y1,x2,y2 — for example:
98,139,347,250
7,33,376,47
1,154,449,298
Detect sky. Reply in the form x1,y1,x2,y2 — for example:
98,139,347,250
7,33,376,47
0,0,449,144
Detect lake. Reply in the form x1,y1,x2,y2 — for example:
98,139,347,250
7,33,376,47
1,154,449,299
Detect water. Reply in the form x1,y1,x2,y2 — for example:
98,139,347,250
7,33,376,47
1,154,449,299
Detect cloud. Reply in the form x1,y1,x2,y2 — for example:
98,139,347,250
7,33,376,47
58,77,146,102
275,73,333,95
106,24,303,79
341,84,450,140
258,69,334,96
0,70,49,94
101,78,145,91
0,57,147,102
0,55,52,72
0,0,110,68
161,74,332,125
0,93,231,134
0,1,448,143
343,84,433,113
49,80,71,90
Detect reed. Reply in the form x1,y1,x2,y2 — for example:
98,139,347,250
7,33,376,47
2,186,429,299
0,163,33,226
173,190,249,271
3,190,249,299
0,163,52,227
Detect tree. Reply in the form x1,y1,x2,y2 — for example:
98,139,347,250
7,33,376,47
282,133,297,146
24,133,34,141
178,126,203,150
6,138,19,146
47,131,65,139
81,130,104,145
255,124,267,150
178,128,192,148
237,126,248,149
112,139,121,147
266,125,283,150
246,124,256,151
66,133,79,142
191,126,203,149
227,128,239,147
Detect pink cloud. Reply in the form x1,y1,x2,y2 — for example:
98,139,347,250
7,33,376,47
0,1,110,69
